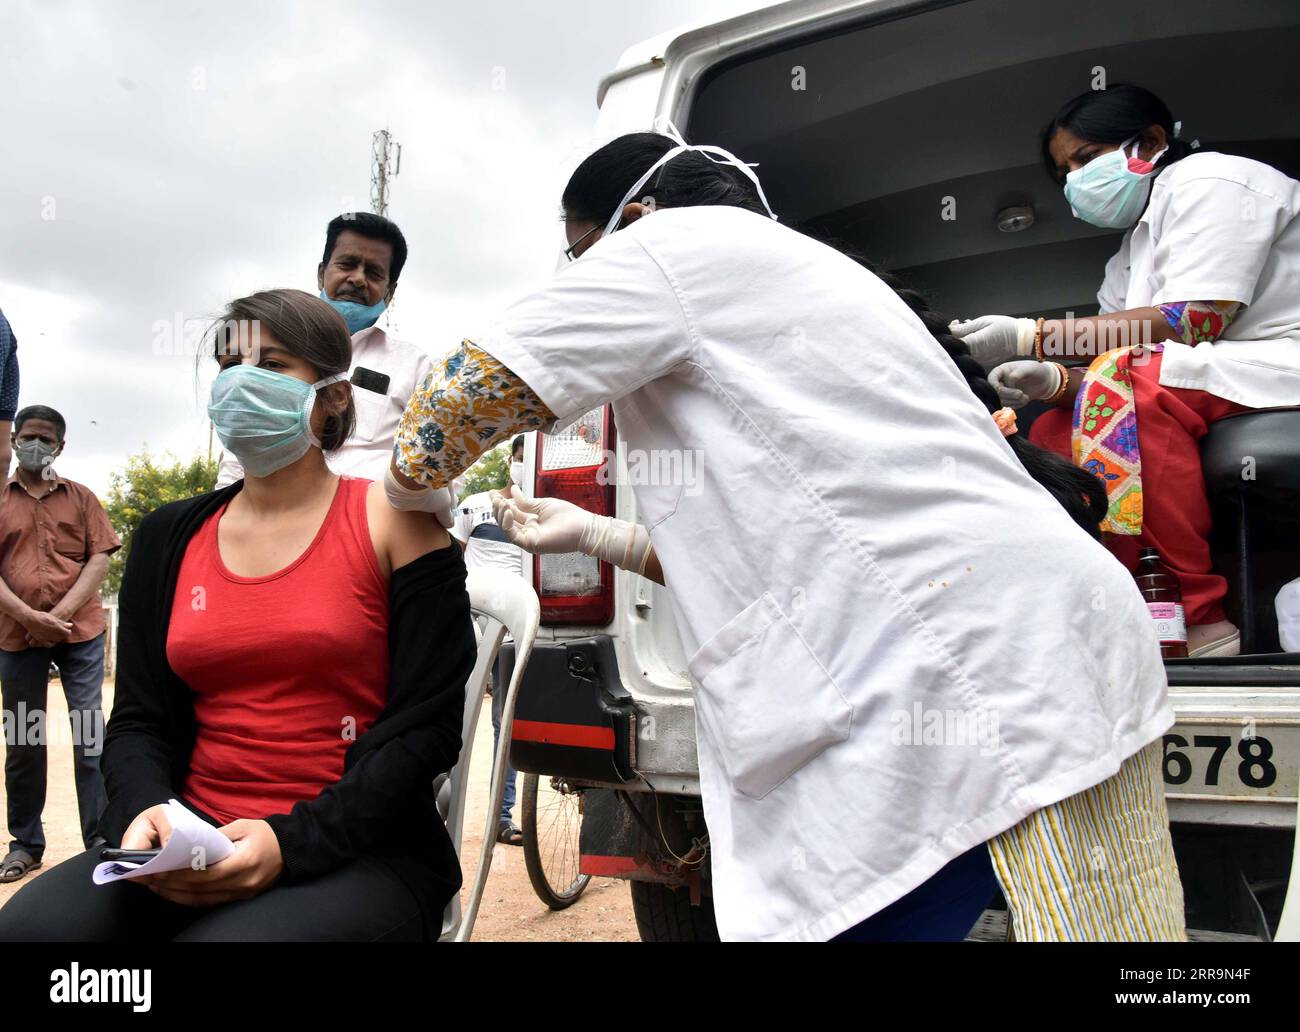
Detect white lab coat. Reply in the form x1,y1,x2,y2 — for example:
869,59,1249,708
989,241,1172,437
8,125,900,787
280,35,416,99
1097,152,1300,407
215,324,434,485
478,206,1172,941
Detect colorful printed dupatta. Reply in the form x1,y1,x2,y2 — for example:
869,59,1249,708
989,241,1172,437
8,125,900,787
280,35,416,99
1071,344,1161,535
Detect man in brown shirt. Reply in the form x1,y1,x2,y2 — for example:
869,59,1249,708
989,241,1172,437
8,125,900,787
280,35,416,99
0,405,119,882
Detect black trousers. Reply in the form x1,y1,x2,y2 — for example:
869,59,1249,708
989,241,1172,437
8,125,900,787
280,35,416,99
0,846,443,942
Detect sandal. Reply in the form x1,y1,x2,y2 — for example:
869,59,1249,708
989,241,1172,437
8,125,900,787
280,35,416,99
1,848,42,883
496,821,524,847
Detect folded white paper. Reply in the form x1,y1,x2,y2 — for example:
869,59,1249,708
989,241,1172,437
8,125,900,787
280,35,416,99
93,798,235,885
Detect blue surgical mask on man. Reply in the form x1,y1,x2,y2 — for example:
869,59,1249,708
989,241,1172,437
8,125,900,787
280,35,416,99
1063,135,1168,230
208,364,349,477
320,291,387,335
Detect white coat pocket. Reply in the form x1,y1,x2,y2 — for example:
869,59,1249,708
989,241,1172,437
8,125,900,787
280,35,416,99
688,592,853,800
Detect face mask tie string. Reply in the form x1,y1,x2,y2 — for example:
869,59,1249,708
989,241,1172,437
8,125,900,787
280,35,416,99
600,118,780,239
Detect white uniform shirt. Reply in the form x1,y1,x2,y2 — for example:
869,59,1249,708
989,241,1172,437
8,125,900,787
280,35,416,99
451,490,525,576
1097,152,1300,408
215,324,434,485
477,205,1172,942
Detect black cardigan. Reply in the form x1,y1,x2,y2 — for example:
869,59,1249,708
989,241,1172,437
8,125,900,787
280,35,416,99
97,481,477,938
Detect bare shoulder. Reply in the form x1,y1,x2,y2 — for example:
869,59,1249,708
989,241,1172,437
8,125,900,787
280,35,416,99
365,480,453,574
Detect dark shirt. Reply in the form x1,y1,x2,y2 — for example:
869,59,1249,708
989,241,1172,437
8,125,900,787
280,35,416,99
0,473,120,651
470,521,508,542
0,307,18,423
97,481,476,939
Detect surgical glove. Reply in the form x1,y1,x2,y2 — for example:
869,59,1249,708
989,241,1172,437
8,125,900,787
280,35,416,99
493,492,652,573
384,465,456,528
949,315,1038,370
988,360,1064,408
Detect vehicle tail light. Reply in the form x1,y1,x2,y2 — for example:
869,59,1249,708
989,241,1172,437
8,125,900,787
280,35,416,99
534,406,616,626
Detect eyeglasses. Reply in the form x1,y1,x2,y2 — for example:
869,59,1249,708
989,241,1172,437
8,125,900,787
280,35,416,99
561,223,604,263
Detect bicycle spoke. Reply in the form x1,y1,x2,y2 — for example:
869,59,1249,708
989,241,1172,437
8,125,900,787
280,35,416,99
523,777,590,905
537,792,582,895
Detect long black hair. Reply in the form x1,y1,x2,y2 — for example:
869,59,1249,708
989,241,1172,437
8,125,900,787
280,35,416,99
562,132,1108,538
1042,83,1195,185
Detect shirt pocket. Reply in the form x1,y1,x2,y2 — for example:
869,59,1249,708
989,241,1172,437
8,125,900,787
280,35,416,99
351,385,389,445
688,591,853,800
52,517,88,560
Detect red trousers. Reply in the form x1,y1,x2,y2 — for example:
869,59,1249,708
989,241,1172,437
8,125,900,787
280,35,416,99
1030,352,1249,625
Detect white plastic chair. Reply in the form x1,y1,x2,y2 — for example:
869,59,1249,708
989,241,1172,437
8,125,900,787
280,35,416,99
437,567,540,942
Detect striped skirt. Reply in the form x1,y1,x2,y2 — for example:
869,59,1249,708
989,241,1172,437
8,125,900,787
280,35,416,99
986,739,1187,941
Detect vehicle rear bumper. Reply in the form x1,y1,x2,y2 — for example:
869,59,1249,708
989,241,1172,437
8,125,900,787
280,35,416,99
511,641,1300,828
1165,672,1300,829
505,634,700,794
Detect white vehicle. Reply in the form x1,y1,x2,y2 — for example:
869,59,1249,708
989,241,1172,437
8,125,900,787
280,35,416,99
502,0,1300,941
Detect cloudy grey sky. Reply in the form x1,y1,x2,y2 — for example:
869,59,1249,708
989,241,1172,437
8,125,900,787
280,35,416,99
0,0,767,496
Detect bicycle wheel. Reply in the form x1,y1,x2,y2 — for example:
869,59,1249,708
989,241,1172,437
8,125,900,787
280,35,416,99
521,773,591,909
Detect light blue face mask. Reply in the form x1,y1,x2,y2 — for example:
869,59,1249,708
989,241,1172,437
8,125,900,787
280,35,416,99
1063,135,1168,230
208,364,348,477
320,291,387,335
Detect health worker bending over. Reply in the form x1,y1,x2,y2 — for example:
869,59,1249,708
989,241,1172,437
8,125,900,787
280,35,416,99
384,129,1184,942
954,85,1300,659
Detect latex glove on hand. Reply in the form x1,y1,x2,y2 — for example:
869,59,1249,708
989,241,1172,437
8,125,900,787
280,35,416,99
492,491,652,574
949,315,1038,370
383,465,456,529
491,492,590,554
988,360,1065,408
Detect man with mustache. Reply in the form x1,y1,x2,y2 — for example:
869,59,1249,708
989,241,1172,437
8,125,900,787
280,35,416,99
216,212,433,486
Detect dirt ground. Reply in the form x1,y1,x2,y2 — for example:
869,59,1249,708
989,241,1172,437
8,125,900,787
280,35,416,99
0,679,639,941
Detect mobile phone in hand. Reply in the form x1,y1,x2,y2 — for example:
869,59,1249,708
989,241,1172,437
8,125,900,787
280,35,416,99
100,847,162,864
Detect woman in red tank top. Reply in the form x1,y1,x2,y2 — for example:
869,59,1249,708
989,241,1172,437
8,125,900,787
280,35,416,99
133,291,470,935
0,289,476,943
167,472,392,826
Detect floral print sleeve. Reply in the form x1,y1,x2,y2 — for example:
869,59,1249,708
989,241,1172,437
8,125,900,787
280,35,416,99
393,340,554,488
1157,299,1241,345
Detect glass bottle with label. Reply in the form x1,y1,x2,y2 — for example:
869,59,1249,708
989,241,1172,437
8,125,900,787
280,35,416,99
1135,547,1188,659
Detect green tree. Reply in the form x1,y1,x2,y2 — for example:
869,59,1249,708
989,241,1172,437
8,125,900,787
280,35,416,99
102,450,219,596
457,443,510,500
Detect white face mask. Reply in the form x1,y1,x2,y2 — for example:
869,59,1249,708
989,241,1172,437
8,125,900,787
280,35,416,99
599,120,781,242
510,460,525,490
